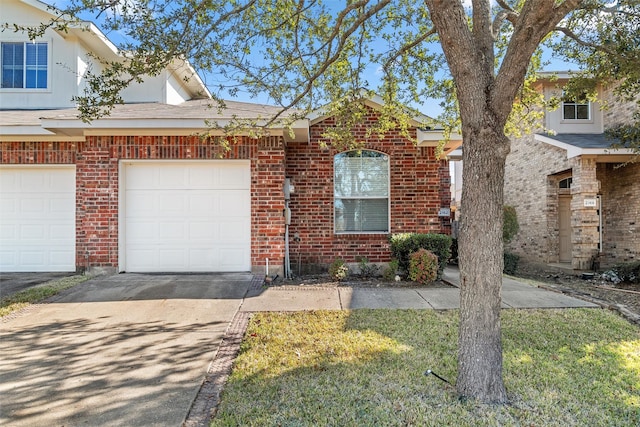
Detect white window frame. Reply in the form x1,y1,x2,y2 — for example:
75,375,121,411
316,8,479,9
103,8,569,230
561,99,591,121
0,40,50,91
333,149,390,234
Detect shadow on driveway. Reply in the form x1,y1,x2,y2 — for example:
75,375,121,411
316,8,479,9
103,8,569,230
0,273,252,427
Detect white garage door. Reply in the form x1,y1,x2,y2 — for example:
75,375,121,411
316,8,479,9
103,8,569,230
0,166,76,272
122,161,251,272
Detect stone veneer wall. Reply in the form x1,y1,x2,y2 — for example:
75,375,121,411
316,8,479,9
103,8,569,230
285,106,451,272
601,87,639,128
504,134,572,264
598,161,640,265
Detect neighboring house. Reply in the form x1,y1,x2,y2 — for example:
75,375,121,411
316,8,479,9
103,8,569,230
0,0,458,274
503,73,638,270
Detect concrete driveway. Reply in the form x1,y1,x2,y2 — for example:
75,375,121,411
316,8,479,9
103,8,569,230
0,273,252,427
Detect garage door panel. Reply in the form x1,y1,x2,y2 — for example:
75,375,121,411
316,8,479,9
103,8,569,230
219,220,250,241
126,191,155,214
0,200,17,216
20,224,46,240
220,248,249,270
21,250,46,267
50,197,74,214
49,252,75,268
0,224,16,239
158,222,188,240
218,165,250,189
158,249,187,267
188,222,217,240
158,193,187,215
124,161,251,272
188,192,218,213
0,167,75,272
126,220,155,240
50,224,75,239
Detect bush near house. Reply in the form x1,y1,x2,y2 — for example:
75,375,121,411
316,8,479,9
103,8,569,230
503,205,520,243
504,252,520,275
503,205,520,274
389,233,452,277
408,249,439,285
329,258,349,281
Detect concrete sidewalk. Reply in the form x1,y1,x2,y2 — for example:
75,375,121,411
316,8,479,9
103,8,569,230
0,269,598,427
240,267,599,312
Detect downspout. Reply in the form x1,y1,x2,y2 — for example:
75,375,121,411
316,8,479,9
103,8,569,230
284,178,294,279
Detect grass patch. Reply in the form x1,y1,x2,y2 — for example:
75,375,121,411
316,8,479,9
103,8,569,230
212,309,639,426
0,275,90,317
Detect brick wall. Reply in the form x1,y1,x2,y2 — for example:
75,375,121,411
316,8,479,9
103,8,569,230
599,161,640,265
1,135,285,273
285,107,450,272
504,134,572,263
602,87,639,128
505,84,639,269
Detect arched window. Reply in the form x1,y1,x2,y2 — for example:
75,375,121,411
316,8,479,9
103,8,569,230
334,150,389,233
559,177,572,189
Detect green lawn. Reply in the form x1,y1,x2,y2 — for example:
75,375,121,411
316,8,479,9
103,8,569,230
0,275,90,317
212,309,639,427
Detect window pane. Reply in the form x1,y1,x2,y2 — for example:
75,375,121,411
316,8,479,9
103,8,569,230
335,199,388,232
563,104,576,120
576,104,589,120
1,43,24,88
334,151,388,197
25,43,47,88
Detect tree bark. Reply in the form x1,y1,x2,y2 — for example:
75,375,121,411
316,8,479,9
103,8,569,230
456,124,510,402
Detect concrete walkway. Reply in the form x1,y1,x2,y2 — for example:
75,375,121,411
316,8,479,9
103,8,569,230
241,267,598,312
0,269,597,427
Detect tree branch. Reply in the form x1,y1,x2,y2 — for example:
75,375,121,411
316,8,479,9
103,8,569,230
382,27,437,72
555,25,618,56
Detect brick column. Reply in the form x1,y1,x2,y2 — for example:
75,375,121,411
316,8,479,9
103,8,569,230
251,137,286,275
570,156,600,270
76,137,119,273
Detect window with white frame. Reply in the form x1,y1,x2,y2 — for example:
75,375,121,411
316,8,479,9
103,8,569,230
1,42,48,89
334,150,389,233
562,99,590,120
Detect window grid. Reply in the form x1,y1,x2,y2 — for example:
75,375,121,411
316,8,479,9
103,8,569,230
562,100,590,120
1,42,48,89
334,150,390,233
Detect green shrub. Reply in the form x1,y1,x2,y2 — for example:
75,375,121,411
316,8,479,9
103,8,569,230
503,205,520,244
449,238,458,264
408,249,438,285
389,233,452,277
504,252,520,275
382,259,400,281
329,258,349,281
357,256,379,278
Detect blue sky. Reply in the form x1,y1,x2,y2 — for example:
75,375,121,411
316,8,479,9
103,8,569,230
49,0,578,116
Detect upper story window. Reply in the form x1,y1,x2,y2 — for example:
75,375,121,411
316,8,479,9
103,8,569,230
334,150,389,233
562,99,590,120
1,42,48,89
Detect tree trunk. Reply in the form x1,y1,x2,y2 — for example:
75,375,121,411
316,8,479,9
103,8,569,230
456,124,510,403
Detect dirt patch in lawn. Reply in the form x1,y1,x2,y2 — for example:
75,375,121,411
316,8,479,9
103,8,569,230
514,261,640,324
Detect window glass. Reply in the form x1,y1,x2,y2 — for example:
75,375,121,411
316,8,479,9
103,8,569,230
25,43,47,88
562,100,590,120
1,43,24,88
334,150,389,233
1,42,47,89
559,177,572,189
